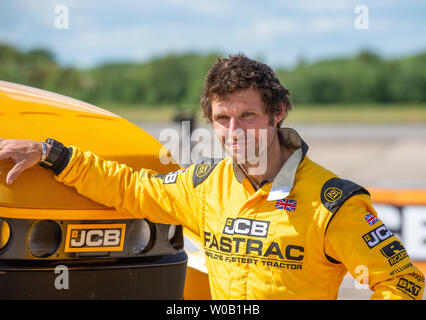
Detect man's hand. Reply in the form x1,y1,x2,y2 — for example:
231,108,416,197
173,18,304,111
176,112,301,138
0,139,48,184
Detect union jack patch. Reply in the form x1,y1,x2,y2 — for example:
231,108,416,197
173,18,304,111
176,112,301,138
364,213,379,226
275,199,297,212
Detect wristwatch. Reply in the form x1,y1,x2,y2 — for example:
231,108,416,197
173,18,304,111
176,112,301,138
39,138,65,169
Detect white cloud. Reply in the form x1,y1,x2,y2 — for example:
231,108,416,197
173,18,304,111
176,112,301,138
235,14,353,44
294,0,356,13
234,17,298,44
75,25,151,48
162,0,233,16
311,16,353,32
253,18,298,37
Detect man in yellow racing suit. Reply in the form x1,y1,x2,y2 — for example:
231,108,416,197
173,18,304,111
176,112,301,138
1,54,424,299
48,128,426,300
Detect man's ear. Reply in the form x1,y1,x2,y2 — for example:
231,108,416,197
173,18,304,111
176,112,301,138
273,102,286,127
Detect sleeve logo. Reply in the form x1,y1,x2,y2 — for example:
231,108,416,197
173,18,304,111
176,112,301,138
163,172,178,184
380,240,409,266
323,187,342,202
364,212,379,226
396,278,421,298
362,224,393,249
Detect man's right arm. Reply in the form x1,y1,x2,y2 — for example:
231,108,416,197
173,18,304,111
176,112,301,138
55,145,200,234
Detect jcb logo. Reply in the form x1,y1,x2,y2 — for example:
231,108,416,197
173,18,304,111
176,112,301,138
222,218,270,238
363,225,393,249
65,224,126,252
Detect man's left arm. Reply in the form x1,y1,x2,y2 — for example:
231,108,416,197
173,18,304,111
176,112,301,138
324,193,425,300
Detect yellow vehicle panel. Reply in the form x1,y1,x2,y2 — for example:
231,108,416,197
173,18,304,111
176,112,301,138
0,80,179,219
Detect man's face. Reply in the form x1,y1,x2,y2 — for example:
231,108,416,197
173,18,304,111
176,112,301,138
211,88,282,165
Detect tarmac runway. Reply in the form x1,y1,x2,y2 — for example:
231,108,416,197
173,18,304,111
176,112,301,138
293,124,426,189
138,122,426,300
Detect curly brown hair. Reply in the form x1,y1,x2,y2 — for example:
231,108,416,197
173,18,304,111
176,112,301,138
200,53,292,128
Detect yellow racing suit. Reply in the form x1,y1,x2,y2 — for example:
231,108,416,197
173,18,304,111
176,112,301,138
52,128,425,300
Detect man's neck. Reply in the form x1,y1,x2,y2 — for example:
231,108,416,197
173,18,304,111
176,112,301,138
240,132,291,190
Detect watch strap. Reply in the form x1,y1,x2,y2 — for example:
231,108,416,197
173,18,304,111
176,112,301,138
39,139,72,174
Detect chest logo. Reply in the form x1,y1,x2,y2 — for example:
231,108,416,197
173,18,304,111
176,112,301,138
222,218,270,238
323,187,342,202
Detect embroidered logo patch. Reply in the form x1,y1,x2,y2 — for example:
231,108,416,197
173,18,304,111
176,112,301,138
275,199,297,212
323,187,342,202
192,159,220,188
195,163,211,178
364,212,379,226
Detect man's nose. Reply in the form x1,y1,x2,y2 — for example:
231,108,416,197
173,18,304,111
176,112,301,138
227,118,245,140
229,118,238,132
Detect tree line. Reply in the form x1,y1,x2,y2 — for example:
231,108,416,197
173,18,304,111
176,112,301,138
0,43,425,108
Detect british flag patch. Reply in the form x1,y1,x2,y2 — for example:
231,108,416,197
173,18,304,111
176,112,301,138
275,199,297,212
364,213,379,226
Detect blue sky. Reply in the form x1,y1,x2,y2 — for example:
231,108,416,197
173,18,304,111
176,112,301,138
1,0,426,69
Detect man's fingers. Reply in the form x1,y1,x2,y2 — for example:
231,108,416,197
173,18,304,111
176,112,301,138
0,139,42,184
6,162,26,185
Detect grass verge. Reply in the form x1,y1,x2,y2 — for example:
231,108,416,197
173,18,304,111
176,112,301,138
103,103,426,125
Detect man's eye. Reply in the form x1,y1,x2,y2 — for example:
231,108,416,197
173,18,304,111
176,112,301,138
216,115,229,120
242,112,255,117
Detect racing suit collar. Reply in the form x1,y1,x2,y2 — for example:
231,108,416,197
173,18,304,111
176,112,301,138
232,127,308,200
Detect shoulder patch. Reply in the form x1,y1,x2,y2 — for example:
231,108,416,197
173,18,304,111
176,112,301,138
193,158,221,188
321,177,369,213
